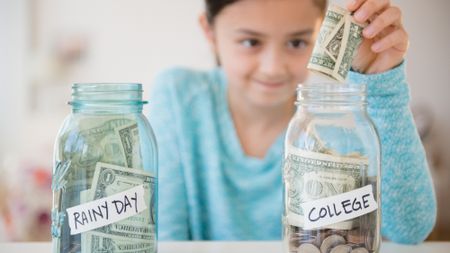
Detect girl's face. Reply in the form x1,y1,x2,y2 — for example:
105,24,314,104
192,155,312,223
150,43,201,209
202,0,323,108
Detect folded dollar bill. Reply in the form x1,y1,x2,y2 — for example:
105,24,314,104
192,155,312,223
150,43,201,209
307,4,366,82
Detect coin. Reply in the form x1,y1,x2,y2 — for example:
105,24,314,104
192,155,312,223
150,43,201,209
330,245,352,253
313,231,327,247
298,243,321,253
364,228,375,251
290,235,315,249
350,247,369,253
290,237,301,250
327,229,348,238
347,229,365,244
320,234,346,253
290,229,316,251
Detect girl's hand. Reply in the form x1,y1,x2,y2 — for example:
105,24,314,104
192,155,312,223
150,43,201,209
347,0,408,74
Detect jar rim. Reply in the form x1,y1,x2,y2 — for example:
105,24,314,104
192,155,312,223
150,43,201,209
70,83,147,111
296,82,367,106
72,83,143,92
297,82,366,93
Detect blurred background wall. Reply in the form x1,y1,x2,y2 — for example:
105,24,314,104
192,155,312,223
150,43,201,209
0,0,449,241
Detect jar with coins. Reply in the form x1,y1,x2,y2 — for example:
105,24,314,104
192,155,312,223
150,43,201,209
51,83,158,253
282,83,380,253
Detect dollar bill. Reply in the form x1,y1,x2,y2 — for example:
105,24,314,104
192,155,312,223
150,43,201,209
88,162,156,243
283,145,368,230
307,4,366,82
80,188,153,253
58,118,137,207
87,235,153,253
116,123,143,169
77,118,134,168
303,123,340,156
60,118,134,170
52,115,149,252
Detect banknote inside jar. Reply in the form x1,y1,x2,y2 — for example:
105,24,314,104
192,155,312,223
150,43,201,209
54,116,156,253
285,134,377,253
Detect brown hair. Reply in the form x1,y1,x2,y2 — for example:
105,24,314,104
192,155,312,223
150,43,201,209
205,0,328,24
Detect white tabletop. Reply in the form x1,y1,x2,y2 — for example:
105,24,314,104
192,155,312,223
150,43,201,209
0,241,449,253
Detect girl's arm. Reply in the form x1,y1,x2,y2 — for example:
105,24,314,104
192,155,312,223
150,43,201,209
349,63,437,244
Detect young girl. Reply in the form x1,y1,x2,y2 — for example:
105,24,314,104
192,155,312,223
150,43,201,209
149,0,436,243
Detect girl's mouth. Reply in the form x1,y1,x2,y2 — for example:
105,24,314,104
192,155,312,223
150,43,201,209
255,79,285,89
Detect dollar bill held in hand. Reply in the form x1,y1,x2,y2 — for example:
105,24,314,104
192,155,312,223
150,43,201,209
307,4,366,82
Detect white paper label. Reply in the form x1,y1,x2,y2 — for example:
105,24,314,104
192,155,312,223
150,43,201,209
66,184,147,235
301,185,377,230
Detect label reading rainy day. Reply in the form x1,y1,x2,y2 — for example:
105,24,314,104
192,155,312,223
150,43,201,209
301,185,378,229
66,184,147,235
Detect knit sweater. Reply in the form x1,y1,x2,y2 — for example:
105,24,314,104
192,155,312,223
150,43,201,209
148,63,436,243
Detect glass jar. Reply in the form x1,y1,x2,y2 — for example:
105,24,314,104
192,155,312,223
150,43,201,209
282,83,381,253
51,83,158,253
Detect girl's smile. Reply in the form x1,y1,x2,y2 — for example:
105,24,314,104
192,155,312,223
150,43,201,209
200,0,323,108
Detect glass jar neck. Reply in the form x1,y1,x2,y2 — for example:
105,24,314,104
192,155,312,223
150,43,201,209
70,83,146,114
296,82,367,111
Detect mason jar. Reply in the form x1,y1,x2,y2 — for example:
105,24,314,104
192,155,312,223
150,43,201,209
51,83,158,253
282,83,381,253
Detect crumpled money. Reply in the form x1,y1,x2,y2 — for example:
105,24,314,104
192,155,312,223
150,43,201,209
307,4,367,82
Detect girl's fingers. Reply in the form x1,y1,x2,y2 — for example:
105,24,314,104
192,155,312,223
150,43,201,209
346,0,365,12
371,27,409,53
353,0,390,23
363,6,402,39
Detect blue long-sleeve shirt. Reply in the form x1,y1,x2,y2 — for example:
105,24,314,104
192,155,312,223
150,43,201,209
148,63,436,243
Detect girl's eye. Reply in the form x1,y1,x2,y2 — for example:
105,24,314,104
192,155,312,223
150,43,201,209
288,39,308,49
240,39,260,48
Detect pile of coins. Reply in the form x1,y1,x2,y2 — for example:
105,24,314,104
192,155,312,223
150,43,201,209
288,226,374,253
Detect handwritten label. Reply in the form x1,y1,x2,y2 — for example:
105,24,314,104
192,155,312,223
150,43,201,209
66,185,147,235
301,185,377,230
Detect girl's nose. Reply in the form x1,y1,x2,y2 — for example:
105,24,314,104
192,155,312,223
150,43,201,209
259,46,288,79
